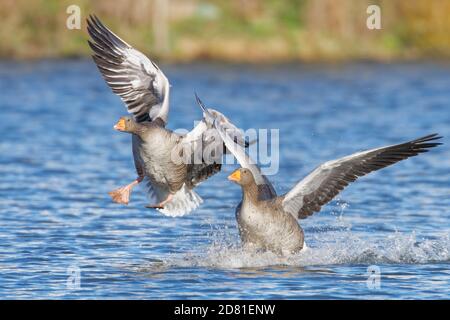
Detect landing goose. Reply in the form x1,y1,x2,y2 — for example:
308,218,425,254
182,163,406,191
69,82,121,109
87,15,244,216
196,96,442,254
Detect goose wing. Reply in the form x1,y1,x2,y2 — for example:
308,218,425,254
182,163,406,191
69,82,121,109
87,15,170,124
195,95,277,200
282,134,442,219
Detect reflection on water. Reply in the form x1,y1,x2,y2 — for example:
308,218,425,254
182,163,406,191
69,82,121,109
0,60,449,299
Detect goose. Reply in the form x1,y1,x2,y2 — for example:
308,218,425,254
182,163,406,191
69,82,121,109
87,15,245,216
196,95,442,255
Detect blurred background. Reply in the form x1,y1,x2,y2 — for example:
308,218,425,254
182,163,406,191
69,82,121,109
1,0,450,61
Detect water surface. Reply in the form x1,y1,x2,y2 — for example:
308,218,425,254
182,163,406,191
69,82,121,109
0,60,449,299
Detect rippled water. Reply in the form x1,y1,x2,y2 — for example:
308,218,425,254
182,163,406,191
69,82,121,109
0,60,449,299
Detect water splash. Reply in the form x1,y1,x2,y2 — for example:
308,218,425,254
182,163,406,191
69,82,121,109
150,230,450,270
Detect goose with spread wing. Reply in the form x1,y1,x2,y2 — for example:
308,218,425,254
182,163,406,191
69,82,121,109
196,96,442,255
87,15,245,216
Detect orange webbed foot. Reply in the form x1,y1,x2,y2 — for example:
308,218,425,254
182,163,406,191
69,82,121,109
108,185,132,205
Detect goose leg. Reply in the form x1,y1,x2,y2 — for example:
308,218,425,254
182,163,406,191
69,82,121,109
108,176,143,205
145,193,174,209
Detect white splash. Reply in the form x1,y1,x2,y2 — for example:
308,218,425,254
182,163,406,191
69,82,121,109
152,230,450,269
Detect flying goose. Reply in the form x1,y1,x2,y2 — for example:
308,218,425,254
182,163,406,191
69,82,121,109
87,15,245,216
196,96,442,255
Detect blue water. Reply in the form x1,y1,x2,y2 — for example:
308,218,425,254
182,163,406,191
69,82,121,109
0,60,449,299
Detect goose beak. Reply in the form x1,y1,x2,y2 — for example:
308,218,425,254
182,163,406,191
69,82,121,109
228,169,241,182
114,118,126,131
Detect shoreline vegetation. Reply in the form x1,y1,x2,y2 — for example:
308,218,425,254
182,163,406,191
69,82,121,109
1,0,450,62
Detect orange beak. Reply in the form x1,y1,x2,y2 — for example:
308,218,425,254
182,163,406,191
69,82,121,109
228,169,241,182
114,118,126,131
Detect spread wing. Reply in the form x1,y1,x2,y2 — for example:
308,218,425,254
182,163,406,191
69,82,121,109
282,134,442,219
195,95,277,200
87,15,170,124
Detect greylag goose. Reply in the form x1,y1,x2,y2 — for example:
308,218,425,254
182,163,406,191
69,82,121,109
196,96,442,255
87,15,244,216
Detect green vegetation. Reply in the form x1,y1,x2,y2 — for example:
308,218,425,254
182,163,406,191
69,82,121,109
1,0,449,61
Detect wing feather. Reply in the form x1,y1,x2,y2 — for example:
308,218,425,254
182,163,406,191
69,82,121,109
194,94,277,200
87,15,170,123
282,134,442,219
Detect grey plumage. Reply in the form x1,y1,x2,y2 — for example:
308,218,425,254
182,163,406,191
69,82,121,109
196,95,277,200
234,174,305,255
282,134,442,218
87,15,169,124
87,16,246,216
198,96,442,254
